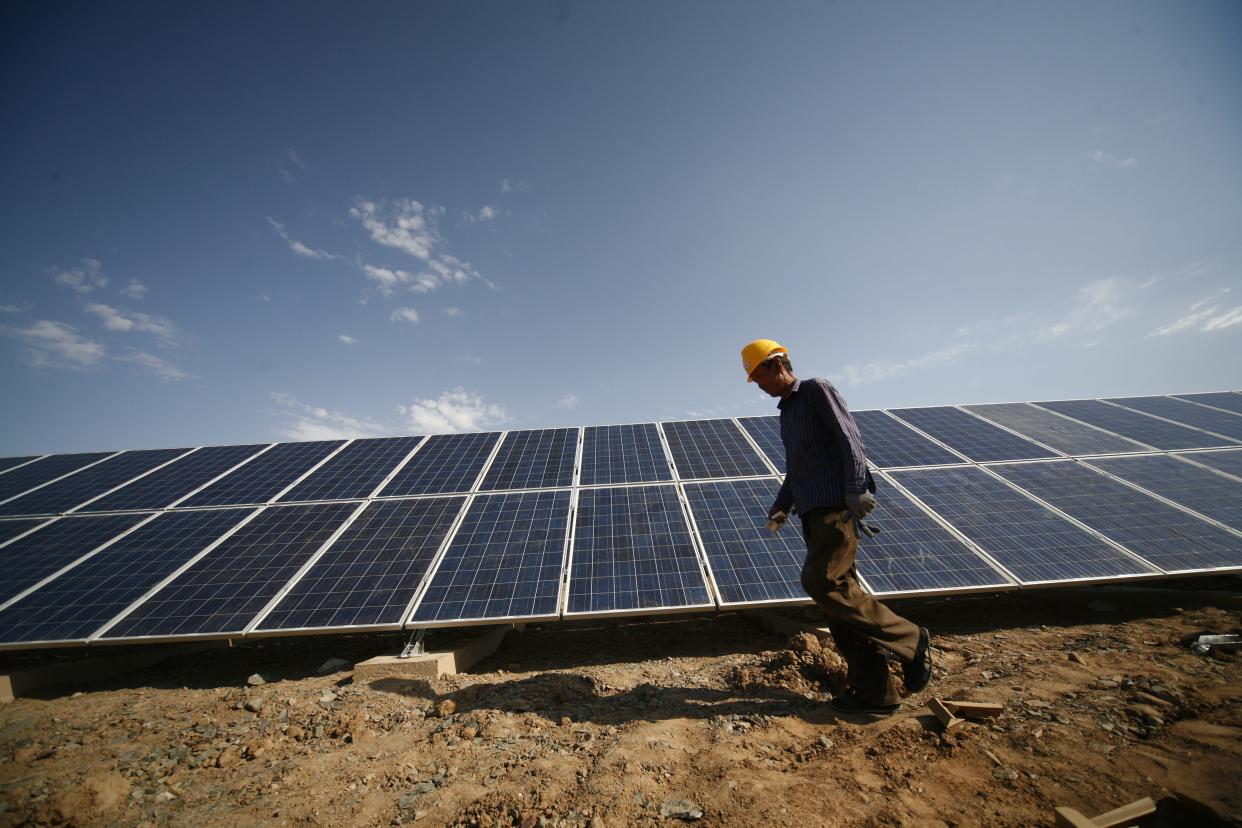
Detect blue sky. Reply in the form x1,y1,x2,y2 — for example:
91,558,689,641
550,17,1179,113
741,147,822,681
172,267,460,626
2,1,1240,454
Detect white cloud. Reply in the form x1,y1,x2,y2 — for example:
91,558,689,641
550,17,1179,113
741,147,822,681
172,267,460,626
338,334,358,345
269,392,390,441
462,205,499,224
7,319,106,369
1151,291,1242,336
0,304,19,314
501,179,512,193
361,264,413,297
84,303,179,343
1036,277,1135,341
287,148,308,170
390,307,420,324
119,350,190,381
399,388,507,434
279,149,309,184
351,198,439,261
554,393,580,409
442,307,463,317
837,343,972,386
412,274,440,293
1090,149,1137,168
267,217,335,260
52,258,108,293
1203,306,1242,332
121,279,148,299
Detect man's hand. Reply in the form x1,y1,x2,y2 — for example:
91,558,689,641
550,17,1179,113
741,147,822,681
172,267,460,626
845,491,876,520
767,504,785,520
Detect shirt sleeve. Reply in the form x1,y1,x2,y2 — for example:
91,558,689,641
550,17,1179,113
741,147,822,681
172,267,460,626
773,476,794,514
808,378,870,494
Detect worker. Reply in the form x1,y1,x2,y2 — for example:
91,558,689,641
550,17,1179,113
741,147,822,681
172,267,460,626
742,339,932,714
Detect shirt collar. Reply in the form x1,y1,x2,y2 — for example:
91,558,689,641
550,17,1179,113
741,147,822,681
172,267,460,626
777,378,802,410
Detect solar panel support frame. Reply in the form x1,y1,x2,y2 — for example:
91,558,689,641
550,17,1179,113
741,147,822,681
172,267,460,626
84,506,266,646
1172,450,1242,483
0,451,123,508
554,429,587,617
1171,393,1242,418
0,518,56,552
162,442,279,510
60,447,201,516
1101,399,1242,445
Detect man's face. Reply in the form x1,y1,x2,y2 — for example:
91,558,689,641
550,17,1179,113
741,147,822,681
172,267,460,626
752,358,790,397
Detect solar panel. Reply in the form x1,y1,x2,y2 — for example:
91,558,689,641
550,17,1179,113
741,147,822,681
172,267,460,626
579,423,672,485
78,444,268,513
888,407,1058,462
990,461,1242,574
1035,399,1231,450
566,485,711,616
411,490,570,625
277,436,424,503
856,477,1013,595
1081,455,1242,533
0,452,114,504
0,508,255,646
662,419,771,480
0,514,151,605
738,416,786,473
964,402,1148,456
1172,392,1242,416
377,431,500,497
0,457,40,474
852,410,964,468
1107,396,1242,442
0,448,191,516
178,440,344,508
890,466,1154,583
0,519,49,547
682,478,807,605
100,502,358,640
254,496,465,632
478,429,577,491
1177,449,1242,480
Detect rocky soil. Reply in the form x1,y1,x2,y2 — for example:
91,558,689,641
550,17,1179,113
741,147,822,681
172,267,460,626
1,582,1240,827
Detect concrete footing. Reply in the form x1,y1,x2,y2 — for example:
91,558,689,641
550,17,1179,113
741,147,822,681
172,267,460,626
743,608,832,641
354,624,511,683
0,642,224,702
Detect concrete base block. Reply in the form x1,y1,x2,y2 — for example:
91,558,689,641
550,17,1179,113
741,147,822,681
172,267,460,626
354,624,511,683
0,642,224,702
743,609,832,641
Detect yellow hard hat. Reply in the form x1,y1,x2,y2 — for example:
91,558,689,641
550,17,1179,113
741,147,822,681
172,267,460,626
741,339,787,382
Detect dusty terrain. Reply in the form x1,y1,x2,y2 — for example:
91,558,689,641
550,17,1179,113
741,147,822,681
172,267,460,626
1,581,1240,827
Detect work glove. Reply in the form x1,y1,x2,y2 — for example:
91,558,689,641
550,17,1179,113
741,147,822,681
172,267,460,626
845,491,876,520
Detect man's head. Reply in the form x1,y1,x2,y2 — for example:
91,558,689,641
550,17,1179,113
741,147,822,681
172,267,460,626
741,339,796,397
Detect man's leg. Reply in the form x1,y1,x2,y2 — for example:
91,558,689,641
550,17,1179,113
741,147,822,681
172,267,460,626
799,508,922,701
825,620,900,706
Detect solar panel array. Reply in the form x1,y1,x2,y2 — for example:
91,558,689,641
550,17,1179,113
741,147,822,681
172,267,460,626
0,389,1240,650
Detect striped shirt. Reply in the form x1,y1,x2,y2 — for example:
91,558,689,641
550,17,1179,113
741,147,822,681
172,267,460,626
772,377,872,515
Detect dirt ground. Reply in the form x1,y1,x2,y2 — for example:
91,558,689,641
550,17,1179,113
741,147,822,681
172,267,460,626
1,581,1240,828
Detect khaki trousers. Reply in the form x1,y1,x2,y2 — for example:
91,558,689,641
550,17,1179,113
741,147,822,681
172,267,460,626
800,507,921,705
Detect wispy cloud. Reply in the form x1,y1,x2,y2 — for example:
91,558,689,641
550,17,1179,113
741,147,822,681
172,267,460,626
442,307,463,317
279,148,309,184
838,343,972,386
267,217,336,260
361,264,413,297
84,303,179,344
52,258,108,293
121,279,148,299
119,350,190,381
390,307,419,324
554,393,580,410
338,334,358,345
399,388,507,434
1150,290,1242,336
461,205,499,224
6,319,107,369
456,353,483,365
269,392,390,441
0,304,19,314
351,196,496,294
1036,277,1136,341
1090,149,1137,168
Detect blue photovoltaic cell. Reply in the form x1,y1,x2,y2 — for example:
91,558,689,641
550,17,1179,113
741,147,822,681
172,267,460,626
890,466,1154,583
580,424,672,485
1035,399,1231,450
683,478,807,604
80,444,268,513
412,490,569,624
0,514,150,604
101,502,358,639
1107,396,1242,442
0,519,48,547
1083,455,1242,533
256,496,464,631
990,461,1242,574
0,508,254,645
567,485,710,615
856,479,1012,595
662,419,770,480
1172,392,1242,416
479,429,577,491
964,402,1147,456
378,432,499,497
0,457,39,474
0,453,113,504
278,436,424,503
0,448,191,516
179,440,345,507
888,407,1058,462
853,410,963,468
738,416,785,473
1178,450,1242,480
